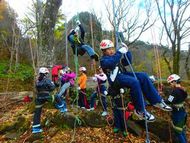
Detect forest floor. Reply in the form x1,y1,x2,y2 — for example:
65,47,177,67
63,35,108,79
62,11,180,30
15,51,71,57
0,79,190,143
0,94,189,143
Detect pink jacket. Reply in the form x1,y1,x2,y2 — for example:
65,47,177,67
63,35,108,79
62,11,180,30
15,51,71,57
61,72,76,86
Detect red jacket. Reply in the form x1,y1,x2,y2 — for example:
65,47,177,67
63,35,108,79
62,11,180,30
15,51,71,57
52,65,63,76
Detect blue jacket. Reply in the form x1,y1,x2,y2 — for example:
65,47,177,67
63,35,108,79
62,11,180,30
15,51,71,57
100,51,132,70
100,51,132,84
36,77,55,96
67,24,85,47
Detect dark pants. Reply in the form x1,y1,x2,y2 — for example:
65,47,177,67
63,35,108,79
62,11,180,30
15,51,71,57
171,109,187,143
78,89,89,108
116,72,162,112
113,108,126,131
90,85,107,111
33,95,50,127
112,96,127,131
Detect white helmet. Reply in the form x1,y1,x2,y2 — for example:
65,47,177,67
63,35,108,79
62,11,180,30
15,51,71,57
79,67,86,72
167,74,180,83
39,67,49,74
100,39,114,50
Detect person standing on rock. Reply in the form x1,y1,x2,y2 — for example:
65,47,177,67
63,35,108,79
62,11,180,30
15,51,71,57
32,67,55,134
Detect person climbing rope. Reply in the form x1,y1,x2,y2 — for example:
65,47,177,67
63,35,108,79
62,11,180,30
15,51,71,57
99,39,172,122
32,67,55,134
88,66,108,116
78,66,89,109
166,74,188,143
67,20,99,62
55,67,76,113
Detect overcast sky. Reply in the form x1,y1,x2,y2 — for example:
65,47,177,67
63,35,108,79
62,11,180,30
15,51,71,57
6,0,190,50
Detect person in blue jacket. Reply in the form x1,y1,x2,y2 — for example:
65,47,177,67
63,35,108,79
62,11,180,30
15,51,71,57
99,39,172,122
67,20,99,62
32,67,55,134
166,74,188,143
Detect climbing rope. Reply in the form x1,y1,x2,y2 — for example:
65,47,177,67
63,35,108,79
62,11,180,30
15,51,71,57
69,115,82,143
150,26,163,93
112,0,150,142
70,16,80,142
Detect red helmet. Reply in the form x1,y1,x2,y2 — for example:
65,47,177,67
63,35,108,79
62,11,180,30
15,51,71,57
100,39,114,50
167,74,180,83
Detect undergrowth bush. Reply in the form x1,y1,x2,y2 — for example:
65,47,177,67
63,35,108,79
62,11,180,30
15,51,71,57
0,61,34,81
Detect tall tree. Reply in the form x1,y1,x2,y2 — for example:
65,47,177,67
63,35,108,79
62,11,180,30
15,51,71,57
105,0,156,46
38,0,62,67
155,0,190,74
185,43,190,79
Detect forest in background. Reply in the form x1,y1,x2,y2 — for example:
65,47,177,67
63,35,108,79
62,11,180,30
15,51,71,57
0,0,190,91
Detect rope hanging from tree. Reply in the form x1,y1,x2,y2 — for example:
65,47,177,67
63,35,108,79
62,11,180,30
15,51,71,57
150,27,163,93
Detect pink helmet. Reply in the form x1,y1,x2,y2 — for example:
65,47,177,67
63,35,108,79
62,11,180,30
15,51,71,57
100,39,114,50
167,74,180,83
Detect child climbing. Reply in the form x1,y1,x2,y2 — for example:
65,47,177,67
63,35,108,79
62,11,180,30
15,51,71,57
32,67,55,134
78,66,89,109
67,20,99,62
88,66,108,116
166,74,188,143
99,39,172,122
55,67,76,113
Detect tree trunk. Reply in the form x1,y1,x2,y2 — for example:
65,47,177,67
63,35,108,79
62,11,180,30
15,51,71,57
38,0,62,67
185,44,190,79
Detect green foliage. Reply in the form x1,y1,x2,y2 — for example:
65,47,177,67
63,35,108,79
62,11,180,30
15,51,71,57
0,61,34,81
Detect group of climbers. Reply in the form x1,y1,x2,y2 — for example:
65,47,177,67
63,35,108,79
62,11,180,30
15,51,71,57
31,20,188,142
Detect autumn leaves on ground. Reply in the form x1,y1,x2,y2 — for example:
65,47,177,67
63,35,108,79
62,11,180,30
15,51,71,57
0,98,152,143
0,90,190,143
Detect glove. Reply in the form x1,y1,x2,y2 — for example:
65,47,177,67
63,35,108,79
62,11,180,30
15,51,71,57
76,20,81,25
103,91,108,95
74,26,80,33
92,76,97,82
118,47,128,54
120,88,124,94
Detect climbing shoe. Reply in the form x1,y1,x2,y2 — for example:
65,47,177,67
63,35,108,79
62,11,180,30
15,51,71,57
154,99,172,111
87,107,95,111
113,128,119,133
134,110,155,122
101,111,108,116
32,127,43,134
123,131,128,137
60,108,68,113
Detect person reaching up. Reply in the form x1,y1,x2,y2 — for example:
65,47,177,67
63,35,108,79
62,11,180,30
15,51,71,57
68,20,99,63
99,39,172,122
